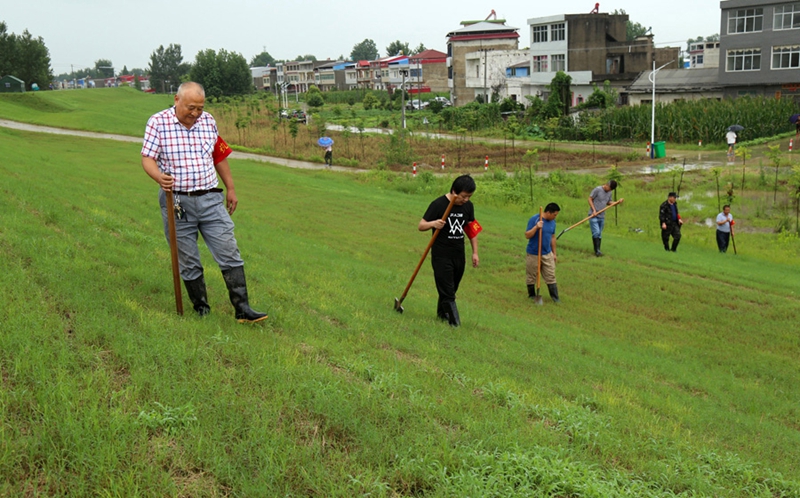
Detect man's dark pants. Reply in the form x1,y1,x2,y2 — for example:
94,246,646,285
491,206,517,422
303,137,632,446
431,254,465,318
661,223,681,251
716,230,730,253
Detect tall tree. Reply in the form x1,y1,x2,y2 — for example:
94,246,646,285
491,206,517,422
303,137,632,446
121,65,130,75
147,43,186,93
294,54,317,62
250,51,275,67
0,22,16,77
612,9,649,41
14,29,52,89
95,59,114,78
412,43,427,55
190,48,252,98
386,40,410,57
350,39,378,61
547,71,572,117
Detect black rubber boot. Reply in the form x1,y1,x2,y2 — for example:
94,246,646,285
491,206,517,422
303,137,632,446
527,284,537,298
183,275,211,316
436,300,450,322
671,239,680,252
446,301,461,327
221,266,268,323
547,283,560,304
593,238,603,257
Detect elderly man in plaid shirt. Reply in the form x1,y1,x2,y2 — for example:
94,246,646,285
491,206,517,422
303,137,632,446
141,81,267,323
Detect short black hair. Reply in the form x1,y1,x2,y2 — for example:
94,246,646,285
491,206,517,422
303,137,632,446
451,175,476,195
608,180,618,190
544,202,561,213
723,204,731,210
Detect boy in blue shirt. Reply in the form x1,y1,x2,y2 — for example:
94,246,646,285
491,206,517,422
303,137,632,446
525,203,561,303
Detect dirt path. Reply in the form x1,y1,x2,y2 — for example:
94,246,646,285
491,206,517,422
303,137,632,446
2,118,734,177
0,119,366,173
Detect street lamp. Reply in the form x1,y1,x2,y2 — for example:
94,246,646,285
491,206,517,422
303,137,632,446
400,68,409,129
648,59,675,158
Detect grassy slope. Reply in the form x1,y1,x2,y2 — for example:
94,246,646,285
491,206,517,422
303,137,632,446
0,87,173,136
1,126,799,496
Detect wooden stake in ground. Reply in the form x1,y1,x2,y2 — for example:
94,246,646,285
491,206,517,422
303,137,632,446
165,190,184,316
394,194,457,313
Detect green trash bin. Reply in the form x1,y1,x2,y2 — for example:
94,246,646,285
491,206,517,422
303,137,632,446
653,141,666,159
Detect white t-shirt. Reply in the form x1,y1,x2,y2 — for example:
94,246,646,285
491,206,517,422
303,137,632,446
716,212,732,233
726,131,737,145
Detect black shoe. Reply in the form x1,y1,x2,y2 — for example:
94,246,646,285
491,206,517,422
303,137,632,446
547,283,560,304
527,284,537,298
183,275,211,316
221,266,268,323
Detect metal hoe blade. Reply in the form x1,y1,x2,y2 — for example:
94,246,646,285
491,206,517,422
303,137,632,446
394,297,404,313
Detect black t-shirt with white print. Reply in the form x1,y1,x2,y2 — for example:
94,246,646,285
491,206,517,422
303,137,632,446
423,195,475,259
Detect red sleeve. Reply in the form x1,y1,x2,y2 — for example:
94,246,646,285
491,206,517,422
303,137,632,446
212,135,232,165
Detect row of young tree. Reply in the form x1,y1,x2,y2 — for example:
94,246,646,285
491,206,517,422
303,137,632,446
0,22,52,89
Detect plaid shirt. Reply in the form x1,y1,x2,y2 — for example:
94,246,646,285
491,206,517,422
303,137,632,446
141,107,219,192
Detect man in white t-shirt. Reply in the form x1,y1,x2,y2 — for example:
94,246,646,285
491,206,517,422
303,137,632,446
715,205,734,253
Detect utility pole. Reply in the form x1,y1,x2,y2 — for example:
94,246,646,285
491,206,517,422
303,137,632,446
483,49,488,104
400,69,408,129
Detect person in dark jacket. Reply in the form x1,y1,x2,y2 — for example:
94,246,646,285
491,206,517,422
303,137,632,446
659,192,683,252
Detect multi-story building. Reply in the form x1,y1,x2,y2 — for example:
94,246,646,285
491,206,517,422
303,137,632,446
525,12,680,105
446,20,520,106
718,0,800,101
283,60,315,93
687,40,721,69
369,55,408,91
407,49,449,94
313,61,342,92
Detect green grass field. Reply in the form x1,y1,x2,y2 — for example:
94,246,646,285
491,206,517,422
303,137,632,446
1,122,800,496
0,87,173,136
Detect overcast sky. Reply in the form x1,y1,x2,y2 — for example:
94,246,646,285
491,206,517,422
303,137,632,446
3,0,722,74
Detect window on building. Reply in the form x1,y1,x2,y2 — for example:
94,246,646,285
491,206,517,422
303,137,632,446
551,23,565,41
774,4,800,30
533,25,548,43
772,45,800,69
410,68,422,78
727,8,763,33
696,55,704,66
532,55,548,72
551,54,566,72
726,48,761,71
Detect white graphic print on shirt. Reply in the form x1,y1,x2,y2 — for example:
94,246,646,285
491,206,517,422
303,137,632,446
448,213,465,238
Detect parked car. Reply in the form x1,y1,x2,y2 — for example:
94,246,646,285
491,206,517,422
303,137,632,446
432,96,452,107
281,109,306,123
405,99,429,110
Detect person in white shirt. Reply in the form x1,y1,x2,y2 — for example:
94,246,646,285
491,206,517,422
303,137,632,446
715,205,734,253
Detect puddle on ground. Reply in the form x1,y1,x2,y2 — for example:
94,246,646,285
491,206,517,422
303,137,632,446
639,162,723,175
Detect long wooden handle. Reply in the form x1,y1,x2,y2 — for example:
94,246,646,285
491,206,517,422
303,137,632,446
537,206,543,290
398,195,458,303
556,200,623,239
165,191,184,316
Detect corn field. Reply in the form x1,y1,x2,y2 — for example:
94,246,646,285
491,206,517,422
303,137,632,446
579,97,798,144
